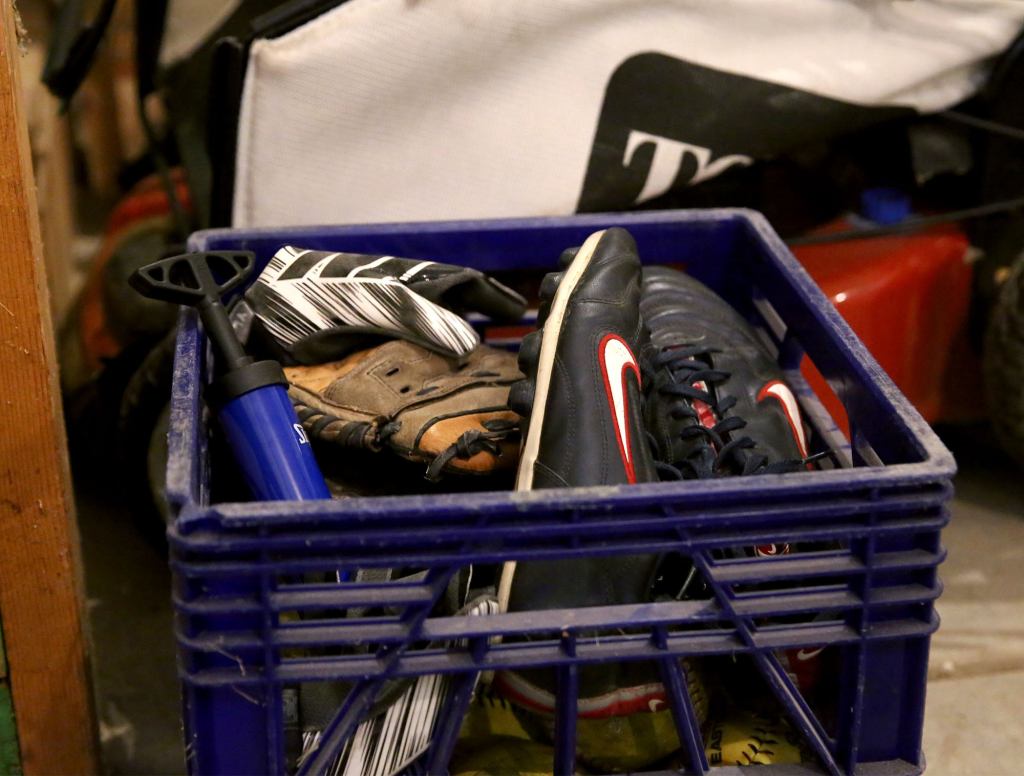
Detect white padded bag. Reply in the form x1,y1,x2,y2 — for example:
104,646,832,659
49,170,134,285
231,0,1024,227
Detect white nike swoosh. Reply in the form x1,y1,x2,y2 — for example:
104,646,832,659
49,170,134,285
599,334,641,483
648,698,666,713
757,380,809,458
796,646,825,661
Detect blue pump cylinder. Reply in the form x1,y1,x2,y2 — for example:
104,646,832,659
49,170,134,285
217,384,331,501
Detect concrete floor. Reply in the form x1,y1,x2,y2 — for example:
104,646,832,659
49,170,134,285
76,479,183,775
922,427,1024,776
76,424,1024,775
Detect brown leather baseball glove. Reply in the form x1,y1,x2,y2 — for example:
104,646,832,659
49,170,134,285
285,340,522,480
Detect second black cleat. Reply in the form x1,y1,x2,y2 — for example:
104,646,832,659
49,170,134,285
641,266,813,481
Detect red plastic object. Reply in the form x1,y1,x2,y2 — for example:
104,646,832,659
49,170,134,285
793,220,972,434
76,170,192,375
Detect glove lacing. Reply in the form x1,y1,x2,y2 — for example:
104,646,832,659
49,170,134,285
423,418,520,481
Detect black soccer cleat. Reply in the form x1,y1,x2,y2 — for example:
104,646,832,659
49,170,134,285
641,266,812,483
511,228,657,489
497,228,669,725
642,267,828,685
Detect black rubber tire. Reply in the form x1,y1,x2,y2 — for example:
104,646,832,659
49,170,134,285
983,251,1024,469
117,329,177,547
65,336,163,485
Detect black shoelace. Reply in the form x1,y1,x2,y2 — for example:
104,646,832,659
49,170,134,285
647,345,817,479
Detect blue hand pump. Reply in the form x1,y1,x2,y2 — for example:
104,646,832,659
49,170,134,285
130,251,331,501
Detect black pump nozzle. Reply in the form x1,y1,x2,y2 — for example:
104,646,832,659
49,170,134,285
130,250,287,405
129,250,256,372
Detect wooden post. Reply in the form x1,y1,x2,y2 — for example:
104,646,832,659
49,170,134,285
0,3,99,774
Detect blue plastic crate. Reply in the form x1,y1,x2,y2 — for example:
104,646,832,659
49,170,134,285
168,209,953,776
